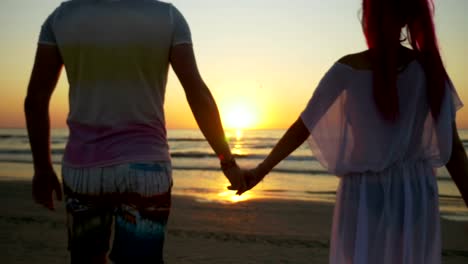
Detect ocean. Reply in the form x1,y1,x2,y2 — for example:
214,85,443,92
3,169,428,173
0,128,467,221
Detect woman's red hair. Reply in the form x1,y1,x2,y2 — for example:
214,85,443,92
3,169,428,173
362,0,447,121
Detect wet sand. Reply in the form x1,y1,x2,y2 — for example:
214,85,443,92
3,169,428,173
0,180,467,263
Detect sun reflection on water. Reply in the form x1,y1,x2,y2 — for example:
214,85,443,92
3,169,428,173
226,129,244,141
232,145,246,156
236,129,243,140
227,129,249,157
217,190,252,203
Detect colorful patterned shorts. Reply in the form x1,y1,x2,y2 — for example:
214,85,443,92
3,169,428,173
62,162,172,264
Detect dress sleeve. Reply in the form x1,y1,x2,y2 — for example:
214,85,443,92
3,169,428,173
300,63,348,131
447,79,464,120
425,78,464,168
170,5,192,46
300,63,349,174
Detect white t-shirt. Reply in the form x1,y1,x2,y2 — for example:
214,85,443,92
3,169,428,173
39,0,192,167
300,60,463,176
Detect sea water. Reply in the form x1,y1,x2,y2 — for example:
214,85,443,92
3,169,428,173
0,128,467,221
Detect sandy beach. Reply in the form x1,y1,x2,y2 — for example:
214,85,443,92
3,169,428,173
0,180,467,264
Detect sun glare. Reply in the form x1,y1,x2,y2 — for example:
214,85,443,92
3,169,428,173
222,102,258,130
217,191,252,203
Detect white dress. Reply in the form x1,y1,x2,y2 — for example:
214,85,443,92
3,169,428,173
300,60,463,264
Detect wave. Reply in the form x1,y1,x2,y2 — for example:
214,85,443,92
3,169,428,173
0,134,279,146
1,132,467,142
0,159,460,184
168,138,206,142
439,194,466,199
0,134,67,140
170,152,317,161
172,166,329,175
163,151,316,161
0,149,316,161
0,134,280,141
168,137,279,143
225,136,284,142
0,135,28,139
0,158,327,175
0,149,65,155
0,158,458,181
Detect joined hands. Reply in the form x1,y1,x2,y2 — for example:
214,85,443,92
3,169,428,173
223,162,267,195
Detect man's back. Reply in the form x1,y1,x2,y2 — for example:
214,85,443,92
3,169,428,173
39,0,192,166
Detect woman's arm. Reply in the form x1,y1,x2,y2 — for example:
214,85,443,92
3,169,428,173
238,62,346,194
259,61,345,175
238,117,310,194
257,118,310,175
446,122,468,207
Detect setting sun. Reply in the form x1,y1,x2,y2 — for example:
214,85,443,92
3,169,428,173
221,101,258,130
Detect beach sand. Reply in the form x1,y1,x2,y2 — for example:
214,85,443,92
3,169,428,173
0,180,467,263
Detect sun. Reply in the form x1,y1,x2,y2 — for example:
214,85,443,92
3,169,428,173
222,101,258,130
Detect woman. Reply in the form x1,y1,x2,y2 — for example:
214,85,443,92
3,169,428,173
239,0,468,263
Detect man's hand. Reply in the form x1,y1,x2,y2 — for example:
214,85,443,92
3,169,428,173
32,169,63,211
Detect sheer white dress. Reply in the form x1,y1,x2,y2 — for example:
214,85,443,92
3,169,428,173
300,60,463,264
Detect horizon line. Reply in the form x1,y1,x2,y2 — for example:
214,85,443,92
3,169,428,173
0,126,293,131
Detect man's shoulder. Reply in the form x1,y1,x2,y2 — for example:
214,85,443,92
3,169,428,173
62,0,173,8
143,0,173,8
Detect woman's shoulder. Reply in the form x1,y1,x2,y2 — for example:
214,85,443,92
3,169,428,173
337,47,420,71
337,50,373,70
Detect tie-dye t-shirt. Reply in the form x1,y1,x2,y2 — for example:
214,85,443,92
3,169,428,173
38,0,192,167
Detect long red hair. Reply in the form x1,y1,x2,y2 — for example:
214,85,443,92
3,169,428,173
362,0,447,121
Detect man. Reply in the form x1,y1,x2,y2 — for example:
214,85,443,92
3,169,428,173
24,1,244,263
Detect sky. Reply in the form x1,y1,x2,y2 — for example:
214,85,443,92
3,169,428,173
0,0,467,129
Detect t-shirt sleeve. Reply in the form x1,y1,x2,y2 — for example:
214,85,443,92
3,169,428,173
38,9,59,46
170,5,192,46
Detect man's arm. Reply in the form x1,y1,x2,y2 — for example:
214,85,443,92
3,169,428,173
446,122,468,207
24,44,63,210
170,44,244,189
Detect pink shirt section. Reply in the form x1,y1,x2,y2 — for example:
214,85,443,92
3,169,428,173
64,121,170,167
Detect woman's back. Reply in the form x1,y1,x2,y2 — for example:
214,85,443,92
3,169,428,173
300,48,462,175
296,47,463,263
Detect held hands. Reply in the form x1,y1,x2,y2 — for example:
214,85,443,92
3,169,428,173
222,160,246,192
238,166,267,195
223,160,268,195
32,168,63,211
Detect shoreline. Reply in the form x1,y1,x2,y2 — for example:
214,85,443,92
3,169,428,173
1,180,467,263
2,167,467,221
